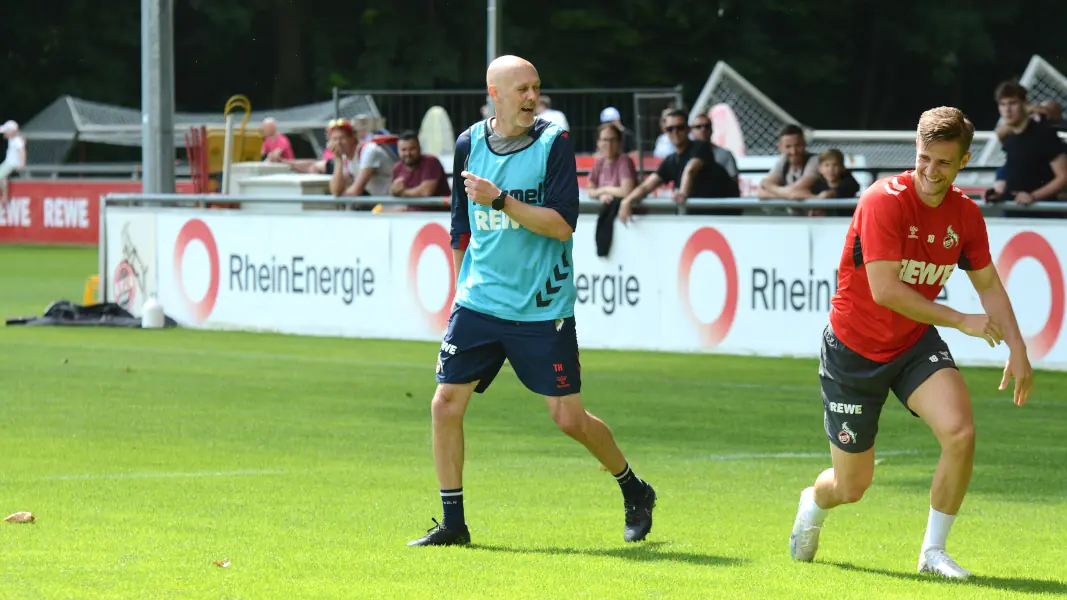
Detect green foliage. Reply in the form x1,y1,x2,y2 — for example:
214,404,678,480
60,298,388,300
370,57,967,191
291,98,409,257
0,0,1065,129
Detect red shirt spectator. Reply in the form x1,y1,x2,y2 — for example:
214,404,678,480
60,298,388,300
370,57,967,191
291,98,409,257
261,118,294,162
588,123,637,202
390,132,450,207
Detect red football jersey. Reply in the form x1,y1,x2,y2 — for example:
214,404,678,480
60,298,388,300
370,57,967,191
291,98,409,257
829,171,992,362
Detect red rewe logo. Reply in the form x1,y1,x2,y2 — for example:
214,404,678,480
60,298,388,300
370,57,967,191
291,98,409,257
173,218,220,324
677,227,739,347
408,223,457,334
997,231,1064,360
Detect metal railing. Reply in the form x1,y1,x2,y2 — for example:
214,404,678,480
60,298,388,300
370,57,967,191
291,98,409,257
19,163,193,180
101,193,1067,218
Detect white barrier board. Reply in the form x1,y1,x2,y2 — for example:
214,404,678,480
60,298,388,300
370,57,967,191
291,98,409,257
105,210,1067,369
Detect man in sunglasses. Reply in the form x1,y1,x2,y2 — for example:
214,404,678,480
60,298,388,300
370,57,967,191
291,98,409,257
689,113,739,181
618,110,740,222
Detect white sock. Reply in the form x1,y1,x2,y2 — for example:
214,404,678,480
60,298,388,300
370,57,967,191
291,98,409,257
802,487,829,526
921,507,956,552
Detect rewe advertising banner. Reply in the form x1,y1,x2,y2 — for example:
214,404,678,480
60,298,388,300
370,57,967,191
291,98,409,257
0,181,195,245
104,210,1067,369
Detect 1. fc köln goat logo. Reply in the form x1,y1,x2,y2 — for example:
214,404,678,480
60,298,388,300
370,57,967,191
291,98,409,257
113,222,149,311
838,422,858,445
943,225,959,249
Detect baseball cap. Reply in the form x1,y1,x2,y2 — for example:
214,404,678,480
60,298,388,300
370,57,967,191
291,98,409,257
0,120,18,133
600,107,621,123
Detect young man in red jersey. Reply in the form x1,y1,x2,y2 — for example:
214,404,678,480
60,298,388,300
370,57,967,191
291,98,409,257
789,107,1034,579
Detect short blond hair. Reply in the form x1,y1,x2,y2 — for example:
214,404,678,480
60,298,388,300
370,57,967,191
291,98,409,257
818,148,844,165
917,107,974,156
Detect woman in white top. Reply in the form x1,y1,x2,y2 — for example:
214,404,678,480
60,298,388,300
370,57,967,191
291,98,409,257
1,120,27,204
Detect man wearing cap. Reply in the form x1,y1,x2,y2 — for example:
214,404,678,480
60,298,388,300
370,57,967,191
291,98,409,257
599,107,635,153
1,120,26,206
326,118,398,202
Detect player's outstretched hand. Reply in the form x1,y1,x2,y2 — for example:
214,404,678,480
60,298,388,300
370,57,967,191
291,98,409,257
958,314,1004,348
461,171,501,207
1000,349,1034,406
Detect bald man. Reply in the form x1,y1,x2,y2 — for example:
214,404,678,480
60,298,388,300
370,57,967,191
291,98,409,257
408,55,657,547
260,118,293,162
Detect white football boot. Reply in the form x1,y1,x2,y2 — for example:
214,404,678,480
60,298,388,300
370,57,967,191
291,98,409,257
918,547,972,579
789,487,823,562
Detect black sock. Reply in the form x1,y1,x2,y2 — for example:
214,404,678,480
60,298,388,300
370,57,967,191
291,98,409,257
440,488,465,529
613,464,647,502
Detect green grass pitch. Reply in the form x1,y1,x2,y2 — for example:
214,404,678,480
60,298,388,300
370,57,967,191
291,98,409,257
1,245,1065,599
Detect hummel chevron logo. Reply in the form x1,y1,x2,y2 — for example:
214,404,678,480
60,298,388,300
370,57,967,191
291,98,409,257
535,249,572,308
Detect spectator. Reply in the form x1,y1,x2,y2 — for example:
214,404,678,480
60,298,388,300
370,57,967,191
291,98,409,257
618,109,740,223
327,118,400,202
798,149,861,199
390,130,450,210
652,107,676,159
984,81,1067,215
599,106,636,153
260,117,294,162
789,148,862,217
289,120,359,175
536,95,569,130
689,113,739,180
589,124,637,203
325,119,357,184
758,124,819,199
1,120,26,206
588,123,638,256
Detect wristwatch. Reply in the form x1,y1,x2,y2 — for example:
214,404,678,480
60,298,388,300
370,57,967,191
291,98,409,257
492,190,507,211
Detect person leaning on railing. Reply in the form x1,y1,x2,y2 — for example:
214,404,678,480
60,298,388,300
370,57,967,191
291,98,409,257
789,149,862,217
587,123,637,256
617,110,740,224
327,118,399,209
983,81,1067,218
387,130,451,213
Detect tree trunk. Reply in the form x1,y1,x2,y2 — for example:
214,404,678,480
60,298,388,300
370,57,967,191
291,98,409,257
857,24,883,129
273,0,305,107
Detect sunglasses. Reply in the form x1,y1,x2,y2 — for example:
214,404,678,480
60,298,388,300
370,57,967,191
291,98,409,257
691,123,711,130
598,137,620,143
664,125,688,133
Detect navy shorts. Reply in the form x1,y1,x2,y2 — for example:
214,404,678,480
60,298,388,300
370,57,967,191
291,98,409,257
819,324,957,453
435,306,582,397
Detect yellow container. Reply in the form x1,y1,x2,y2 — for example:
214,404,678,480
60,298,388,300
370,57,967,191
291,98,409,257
204,128,264,173
83,274,100,306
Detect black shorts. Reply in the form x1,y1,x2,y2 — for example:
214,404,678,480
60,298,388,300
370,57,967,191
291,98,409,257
819,324,957,453
435,306,581,397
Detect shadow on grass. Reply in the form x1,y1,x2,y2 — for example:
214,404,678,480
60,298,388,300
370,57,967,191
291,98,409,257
825,560,1067,595
472,541,746,567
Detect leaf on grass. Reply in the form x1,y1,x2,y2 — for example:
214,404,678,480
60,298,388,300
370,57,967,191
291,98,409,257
4,512,35,523
212,559,231,568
